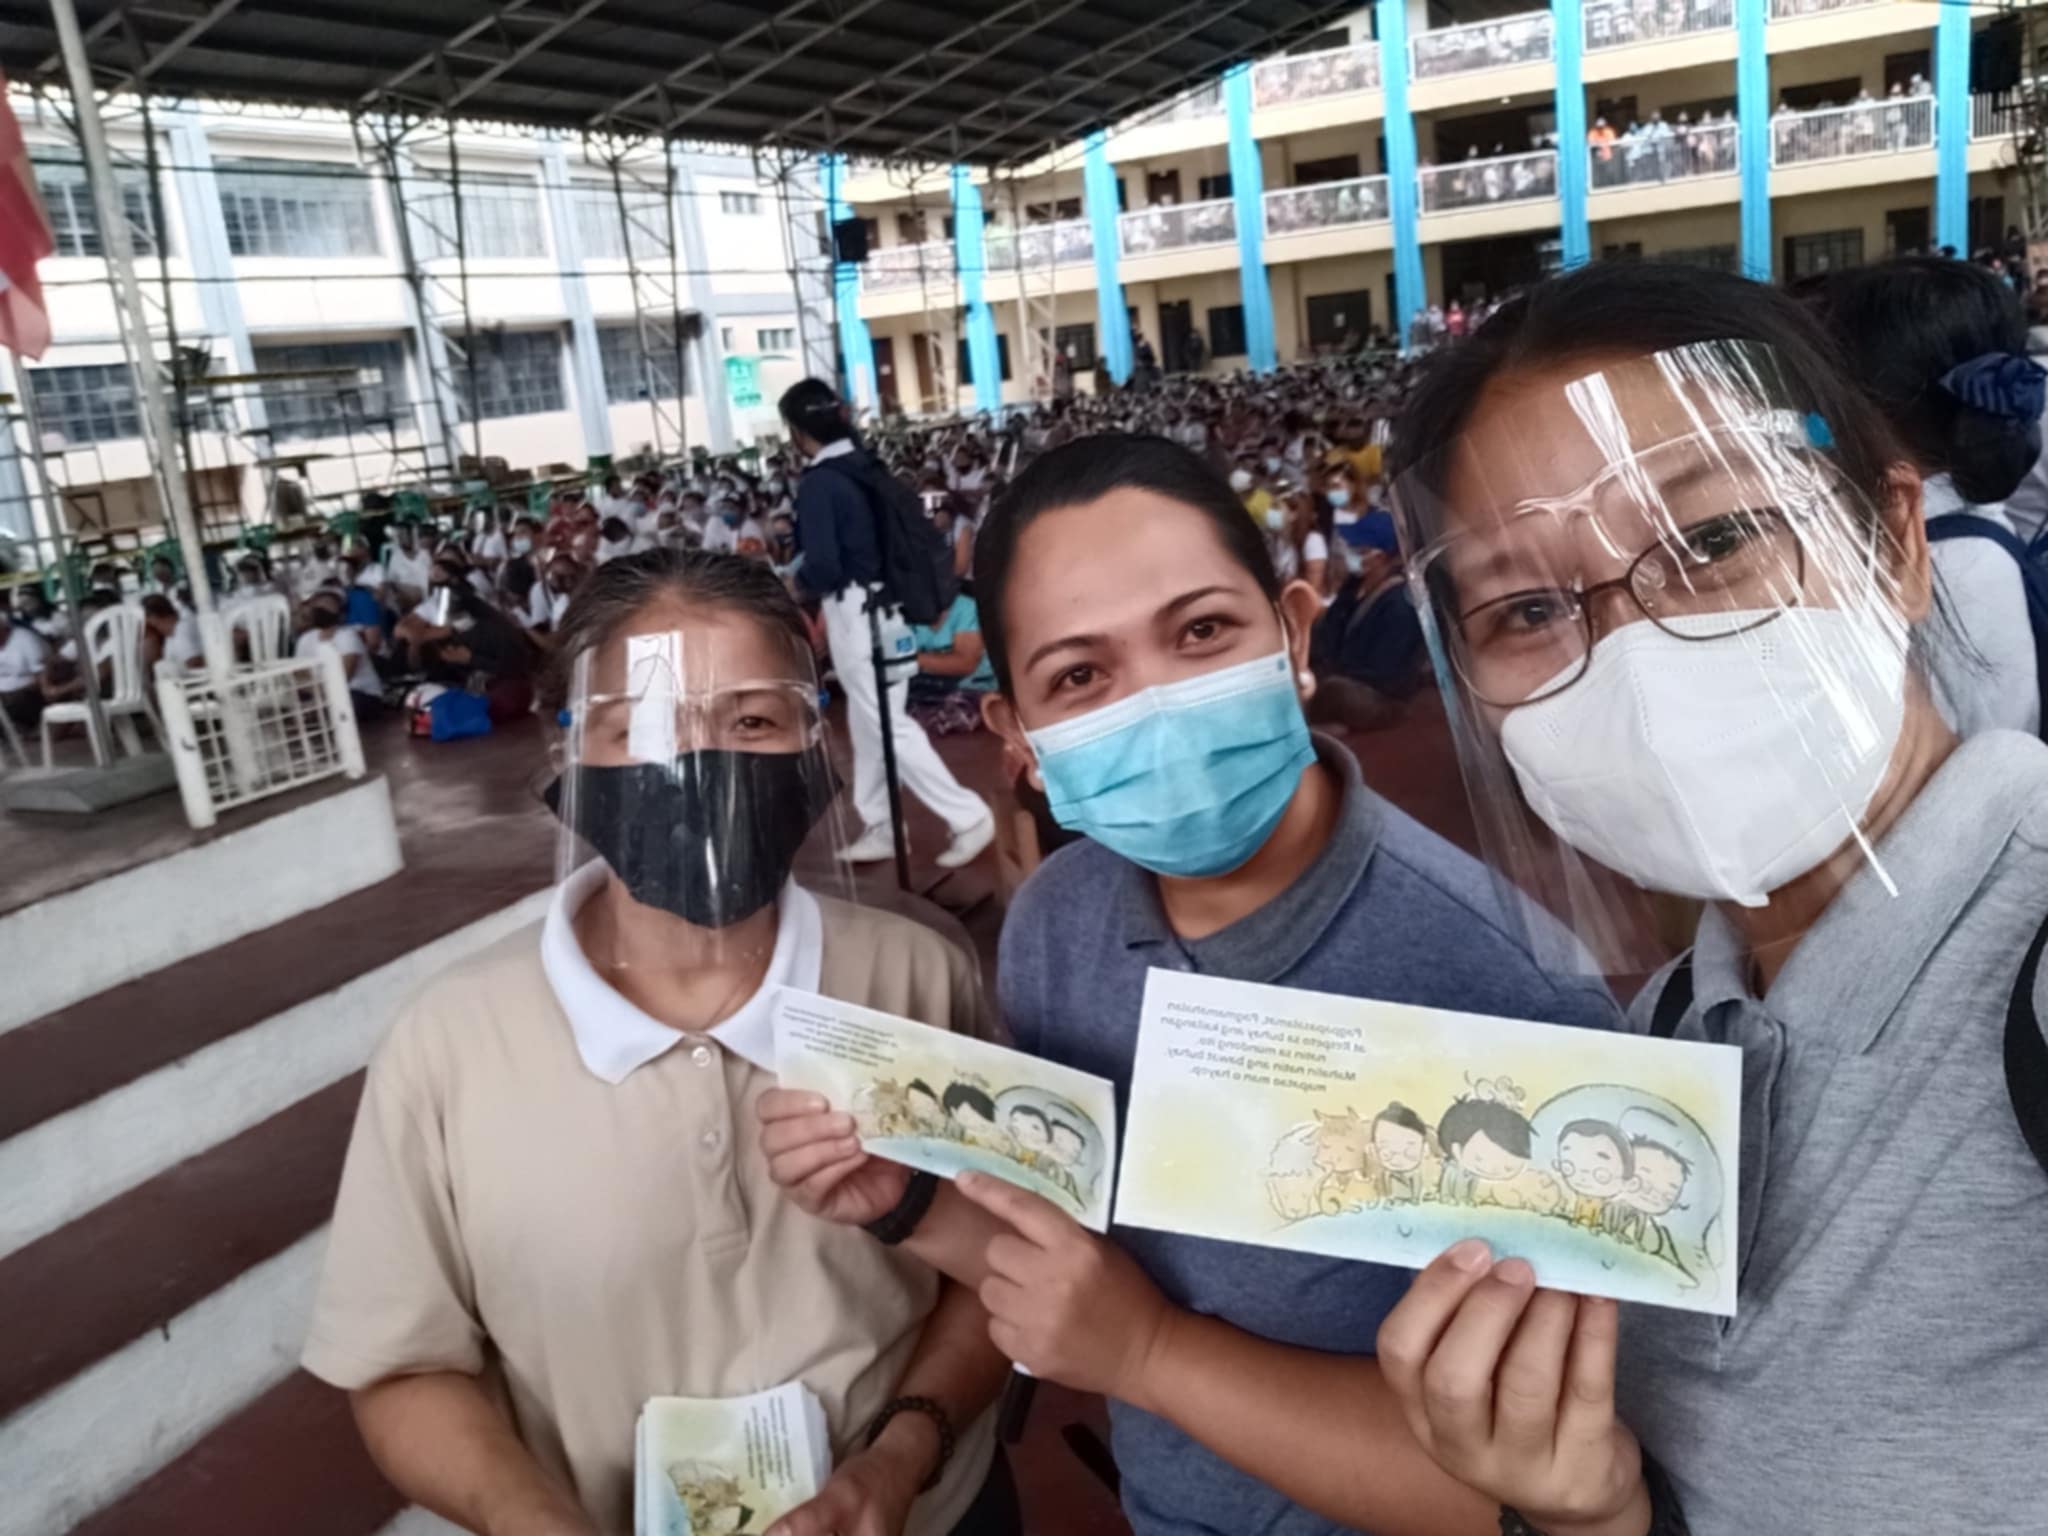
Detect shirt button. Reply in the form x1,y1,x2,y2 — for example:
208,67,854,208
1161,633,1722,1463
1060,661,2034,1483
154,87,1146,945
690,1044,715,1068
700,1127,723,1153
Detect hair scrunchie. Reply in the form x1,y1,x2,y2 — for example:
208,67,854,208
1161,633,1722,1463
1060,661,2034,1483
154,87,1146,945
1937,352,2047,425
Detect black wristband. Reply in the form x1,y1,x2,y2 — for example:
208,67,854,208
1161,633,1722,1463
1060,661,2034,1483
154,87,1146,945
862,1169,938,1246
1499,1453,1690,1536
864,1393,955,1494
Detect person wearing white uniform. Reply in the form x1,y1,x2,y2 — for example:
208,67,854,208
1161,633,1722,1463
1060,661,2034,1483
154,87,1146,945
780,379,994,869
1816,257,2041,738
0,604,52,732
383,524,433,610
295,590,386,703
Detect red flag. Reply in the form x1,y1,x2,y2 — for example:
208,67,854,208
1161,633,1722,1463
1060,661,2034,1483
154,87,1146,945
0,69,54,360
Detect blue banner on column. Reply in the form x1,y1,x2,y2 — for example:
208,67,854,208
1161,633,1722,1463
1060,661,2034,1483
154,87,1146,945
822,154,879,412
1224,63,1278,373
1553,0,1589,267
1083,129,1134,385
1735,0,1771,281
951,166,1004,414
1376,0,1426,347
1935,0,1970,256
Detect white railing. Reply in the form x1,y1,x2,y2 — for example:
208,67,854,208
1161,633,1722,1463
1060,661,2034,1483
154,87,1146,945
1585,0,1733,49
1771,96,1933,167
1974,90,2027,141
157,649,366,830
1411,11,1553,79
1418,149,1558,213
1590,121,1739,190
1116,79,1224,134
986,218,1095,270
1117,196,1237,257
1770,0,1885,16
1264,174,1392,235
1252,41,1381,107
860,239,954,293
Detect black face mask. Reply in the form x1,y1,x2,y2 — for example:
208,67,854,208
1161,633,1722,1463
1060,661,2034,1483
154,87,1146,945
546,751,834,928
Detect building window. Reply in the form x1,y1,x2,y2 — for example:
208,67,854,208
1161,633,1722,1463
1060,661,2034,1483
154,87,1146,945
719,190,763,216
31,152,164,258
1208,304,1248,359
720,326,735,351
597,322,690,403
1197,173,1234,202
757,327,796,351
216,157,380,258
412,171,546,260
1293,154,1362,187
1026,197,1083,222
452,329,565,419
568,179,669,261
1052,321,1096,364
26,362,142,446
956,333,1014,384
1782,228,1864,280
1655,244,1740,272
250,339,411,442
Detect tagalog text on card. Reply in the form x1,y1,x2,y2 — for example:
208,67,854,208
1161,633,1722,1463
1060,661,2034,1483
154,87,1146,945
633,1382,830,1536
773,988,1119,1232
1114,969,1742,1315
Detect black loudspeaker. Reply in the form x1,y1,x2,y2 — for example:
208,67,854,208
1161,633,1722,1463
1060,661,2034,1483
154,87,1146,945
676,310,705,342
832,216,870,264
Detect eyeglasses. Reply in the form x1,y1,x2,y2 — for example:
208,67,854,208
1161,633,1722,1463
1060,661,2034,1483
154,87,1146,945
1444,506,1807,707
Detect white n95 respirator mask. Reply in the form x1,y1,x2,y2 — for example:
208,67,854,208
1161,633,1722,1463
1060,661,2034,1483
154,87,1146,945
1499,608,1907,907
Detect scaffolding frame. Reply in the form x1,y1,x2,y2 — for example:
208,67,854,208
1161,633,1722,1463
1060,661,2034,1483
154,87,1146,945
588,132,693,465
999,168,1064,406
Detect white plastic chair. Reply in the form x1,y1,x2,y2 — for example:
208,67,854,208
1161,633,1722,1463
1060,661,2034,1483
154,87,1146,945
41,604,160,766
230,594,294,664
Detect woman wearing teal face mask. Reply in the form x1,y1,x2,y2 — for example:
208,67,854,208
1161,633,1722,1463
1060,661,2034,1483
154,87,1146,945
757,437,1619,1536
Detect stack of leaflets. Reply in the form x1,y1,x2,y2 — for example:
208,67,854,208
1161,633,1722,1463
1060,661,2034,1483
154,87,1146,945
634,1383,832,1536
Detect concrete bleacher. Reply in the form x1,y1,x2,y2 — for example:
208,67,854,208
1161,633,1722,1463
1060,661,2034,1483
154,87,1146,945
0,694,1475,1536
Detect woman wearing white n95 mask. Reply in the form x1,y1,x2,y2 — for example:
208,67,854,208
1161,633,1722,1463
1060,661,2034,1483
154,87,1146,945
1375,262,2048,1536
757,436,1620,1536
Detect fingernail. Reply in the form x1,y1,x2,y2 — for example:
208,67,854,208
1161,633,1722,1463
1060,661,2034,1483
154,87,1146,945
1492,1257,1536,1288
835,1112,856,1132
1447,1238,1491,1272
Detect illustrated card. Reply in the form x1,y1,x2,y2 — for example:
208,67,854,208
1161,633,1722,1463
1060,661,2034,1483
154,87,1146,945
773,988,1119,1232
1114,969,1742,1315
634,1383,830,1536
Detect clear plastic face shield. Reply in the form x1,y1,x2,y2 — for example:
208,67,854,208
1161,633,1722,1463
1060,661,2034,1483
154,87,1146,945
1393,344,1918,975
550,610,852,986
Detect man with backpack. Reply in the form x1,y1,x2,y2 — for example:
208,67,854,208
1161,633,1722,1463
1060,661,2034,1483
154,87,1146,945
780,379,994,870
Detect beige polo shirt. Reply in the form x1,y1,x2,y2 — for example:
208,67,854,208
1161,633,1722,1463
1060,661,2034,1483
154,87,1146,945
303,885,997,1536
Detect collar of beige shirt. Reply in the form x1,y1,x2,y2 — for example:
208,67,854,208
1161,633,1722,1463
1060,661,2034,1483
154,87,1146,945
540,860,822,1080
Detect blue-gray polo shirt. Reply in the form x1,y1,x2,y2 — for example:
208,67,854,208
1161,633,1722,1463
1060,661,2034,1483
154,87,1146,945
1000,738,1621,1536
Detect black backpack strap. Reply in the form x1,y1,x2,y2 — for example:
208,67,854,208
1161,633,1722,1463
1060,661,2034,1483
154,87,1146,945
2005,914,2048,1179
1925,511,2031,563
1649,952,1695,1040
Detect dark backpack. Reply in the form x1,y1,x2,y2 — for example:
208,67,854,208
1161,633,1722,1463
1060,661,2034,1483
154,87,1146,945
811,451,958,626
1924,513,2048,735
1648,915,2048,1178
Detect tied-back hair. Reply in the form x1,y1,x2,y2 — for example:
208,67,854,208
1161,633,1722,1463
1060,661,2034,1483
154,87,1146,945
1808,256,2038,506
778,377,854,445
1388,262,1908,527
540,547,811,712
974,433,1282,694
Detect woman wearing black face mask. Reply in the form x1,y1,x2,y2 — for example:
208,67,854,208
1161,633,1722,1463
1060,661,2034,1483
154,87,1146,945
304,548,1018,1536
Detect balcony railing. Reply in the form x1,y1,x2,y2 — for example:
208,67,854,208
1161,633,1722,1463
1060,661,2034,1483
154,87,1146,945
1771,96,1932,166
1411,11,1553,80
1585,0,1732,50
985,218,1095,270
1419,148,1558,213
1118,196,1237,257
1252,41,1381,107
1115,79,1224,135
1974,89,2028,140
1590,121,1738,190
1263,174,1392,235
1769,0,1885,16
860,239,953,293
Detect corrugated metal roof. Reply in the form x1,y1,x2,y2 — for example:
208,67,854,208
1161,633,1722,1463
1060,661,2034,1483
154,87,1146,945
0,0,1357,166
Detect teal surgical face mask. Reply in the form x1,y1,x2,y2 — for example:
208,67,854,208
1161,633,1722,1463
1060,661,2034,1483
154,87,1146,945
1025,649,1313,878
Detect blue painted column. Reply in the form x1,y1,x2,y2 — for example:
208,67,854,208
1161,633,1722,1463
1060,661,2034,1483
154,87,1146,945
1224,63,1278,372
1736,0,1772,280
1376,0,1425,346
822,155,879,413
1935,0,1970,255
1553,0,1589,267
950,166,1004,413
1082,129,1133,384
